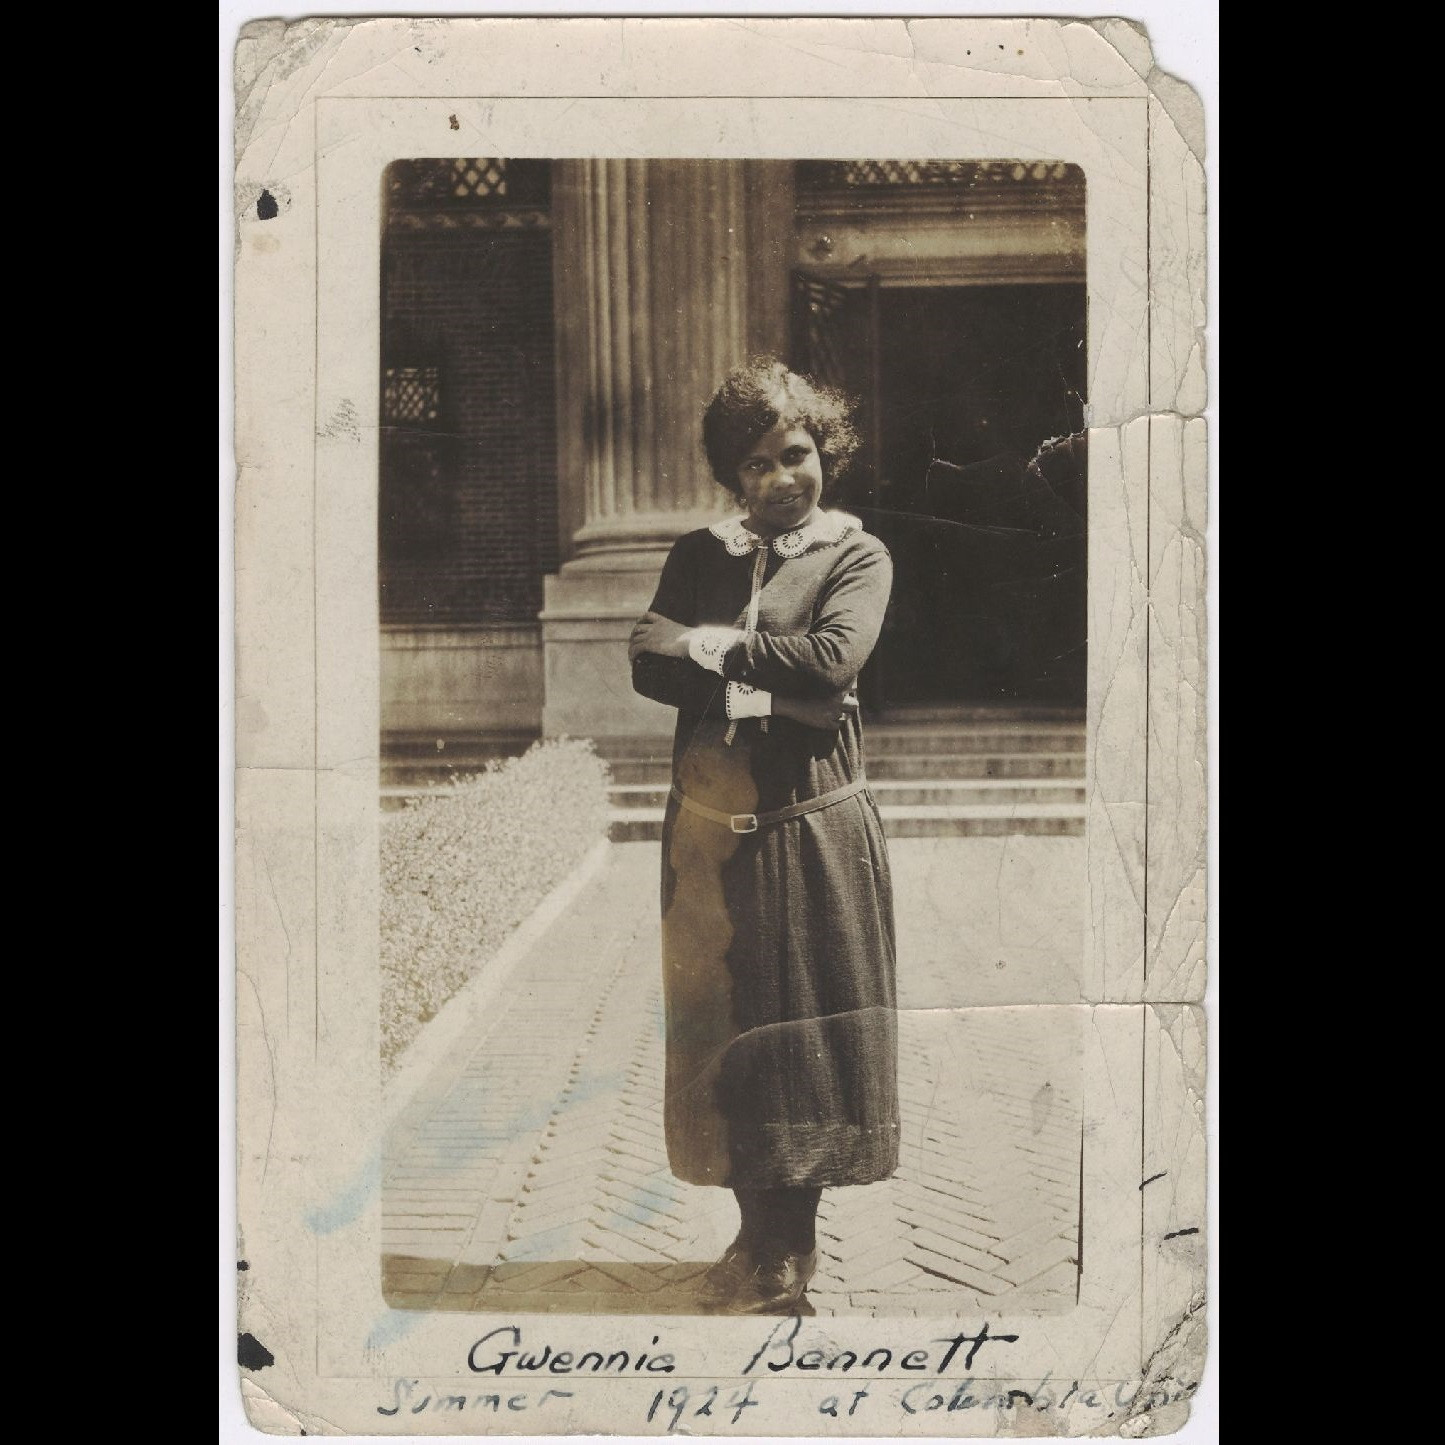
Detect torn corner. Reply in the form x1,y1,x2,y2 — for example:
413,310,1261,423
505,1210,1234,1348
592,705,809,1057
1118,1291,1207,1436
240,1377,306,1436
232,18,361,167
1083,17,1206,165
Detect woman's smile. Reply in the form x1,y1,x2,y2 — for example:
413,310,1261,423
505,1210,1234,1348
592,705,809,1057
735,424,824,535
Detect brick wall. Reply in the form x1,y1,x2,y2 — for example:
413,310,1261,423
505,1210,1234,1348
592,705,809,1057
379,228,558,625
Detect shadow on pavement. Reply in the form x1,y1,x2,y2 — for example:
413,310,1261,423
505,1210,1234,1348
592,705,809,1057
383,1255,814,1316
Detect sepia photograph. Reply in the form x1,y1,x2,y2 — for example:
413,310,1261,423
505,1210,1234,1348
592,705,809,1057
376,156,1090,1321
230,14,1208,1436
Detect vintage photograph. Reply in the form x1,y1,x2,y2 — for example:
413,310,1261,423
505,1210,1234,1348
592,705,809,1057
376,157,1089,1319
232,16,1207,1436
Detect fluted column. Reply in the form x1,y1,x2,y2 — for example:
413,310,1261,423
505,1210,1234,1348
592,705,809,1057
543,159,784,736
553,159,751,565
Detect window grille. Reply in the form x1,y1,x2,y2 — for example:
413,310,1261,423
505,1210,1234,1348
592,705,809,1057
792,275,850,394
448,158,507,198
386,158,551,209
382,366,441,426
797,160,1076,191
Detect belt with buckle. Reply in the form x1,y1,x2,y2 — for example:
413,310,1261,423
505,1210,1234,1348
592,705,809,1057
669,778,869,834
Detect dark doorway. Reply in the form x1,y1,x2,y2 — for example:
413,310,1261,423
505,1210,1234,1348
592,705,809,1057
793,277,1087,711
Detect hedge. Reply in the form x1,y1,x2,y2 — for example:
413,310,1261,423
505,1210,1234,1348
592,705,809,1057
380,738,610,1074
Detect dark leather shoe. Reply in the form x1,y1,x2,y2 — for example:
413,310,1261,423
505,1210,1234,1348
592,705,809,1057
727,1248,819,1315
698,1236,754,1308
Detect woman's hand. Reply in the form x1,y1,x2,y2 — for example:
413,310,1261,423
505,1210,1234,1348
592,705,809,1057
773,688,859,731
628,612,693,662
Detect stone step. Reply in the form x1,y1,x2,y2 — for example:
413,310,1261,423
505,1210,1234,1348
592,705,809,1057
384,758,1089,813
382,722,1088,816
608,779,1085,811
871,751,1084,779
858,704,1082,723
605,752,1086,785
382,764,496,790
381,717,1086,776
589,724,1085,761
381,731,536,778
864,727,1085,757
607,803,1087,843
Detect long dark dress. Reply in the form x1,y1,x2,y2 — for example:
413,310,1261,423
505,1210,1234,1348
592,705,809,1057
631,511,900,1190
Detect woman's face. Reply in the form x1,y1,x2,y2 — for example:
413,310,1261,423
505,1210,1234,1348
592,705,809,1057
734,423,824,535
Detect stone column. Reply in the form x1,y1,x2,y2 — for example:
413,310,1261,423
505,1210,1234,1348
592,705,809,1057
543,159,787,737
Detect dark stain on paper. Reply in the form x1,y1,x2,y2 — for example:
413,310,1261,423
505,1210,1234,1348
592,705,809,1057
238,1332,275,1371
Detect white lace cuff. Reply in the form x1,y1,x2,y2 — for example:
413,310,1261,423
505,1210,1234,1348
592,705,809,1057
725,682,772,720
688,626,744,675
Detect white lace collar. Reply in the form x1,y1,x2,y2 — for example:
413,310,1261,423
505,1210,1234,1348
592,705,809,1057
708,510,862,559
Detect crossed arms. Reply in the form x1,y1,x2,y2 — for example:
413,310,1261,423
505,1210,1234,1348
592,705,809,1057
629,537,892,729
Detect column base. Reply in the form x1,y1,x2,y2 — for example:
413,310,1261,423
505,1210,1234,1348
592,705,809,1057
540,556,676,739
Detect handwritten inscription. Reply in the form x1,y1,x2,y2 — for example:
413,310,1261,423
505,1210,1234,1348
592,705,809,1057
467,1324,676,1376
377,1378,574,1416
376,1368,1201,1426
458,1317,1018,1382
742,1314,1020,1375
646,1380,759,1428
900,1377,1201,1417
369,1321,1199,1428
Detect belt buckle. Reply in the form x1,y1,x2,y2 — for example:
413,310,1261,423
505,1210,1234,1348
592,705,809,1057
731,813,758,834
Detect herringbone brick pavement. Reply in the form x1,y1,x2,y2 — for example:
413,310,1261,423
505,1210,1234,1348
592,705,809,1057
384,838,1084,1317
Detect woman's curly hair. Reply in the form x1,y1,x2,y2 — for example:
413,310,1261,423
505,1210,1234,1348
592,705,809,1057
702,357,861,497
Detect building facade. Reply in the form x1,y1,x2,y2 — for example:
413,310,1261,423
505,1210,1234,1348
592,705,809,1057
379,158,1087,753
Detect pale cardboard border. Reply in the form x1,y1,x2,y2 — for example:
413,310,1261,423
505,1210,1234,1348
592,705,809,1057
231,14,1209,1438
